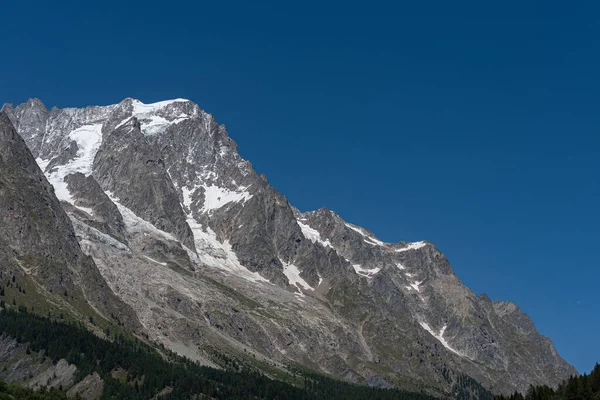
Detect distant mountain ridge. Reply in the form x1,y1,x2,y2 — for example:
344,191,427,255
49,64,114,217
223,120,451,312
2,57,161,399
0,97,577,395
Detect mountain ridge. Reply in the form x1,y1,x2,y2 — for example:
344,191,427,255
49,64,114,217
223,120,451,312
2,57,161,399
0,97,577,395
0,111,139,329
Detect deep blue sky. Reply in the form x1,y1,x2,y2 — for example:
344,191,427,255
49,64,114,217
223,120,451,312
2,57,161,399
2,1,598,374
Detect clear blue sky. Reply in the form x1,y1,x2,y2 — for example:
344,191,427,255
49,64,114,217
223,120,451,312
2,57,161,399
2,1,598,374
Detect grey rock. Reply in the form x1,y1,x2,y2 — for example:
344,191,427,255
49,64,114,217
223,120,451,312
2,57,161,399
92,118,194,250
66,372,104,399
0,111,139,328
8,98,49,158
64,172,128,244
0,335,76,390
26,359,77,390
3,98,577,396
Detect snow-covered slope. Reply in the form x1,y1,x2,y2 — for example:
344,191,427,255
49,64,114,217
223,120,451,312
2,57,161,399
0,97,577,396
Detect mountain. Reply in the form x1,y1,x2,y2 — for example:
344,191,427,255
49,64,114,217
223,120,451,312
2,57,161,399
0,111,138,328
0,307,443,399
0,98,577,395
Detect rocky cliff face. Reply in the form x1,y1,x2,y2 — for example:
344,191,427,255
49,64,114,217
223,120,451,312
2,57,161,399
0,334,104,399
1,98,577,395
0,112,138,327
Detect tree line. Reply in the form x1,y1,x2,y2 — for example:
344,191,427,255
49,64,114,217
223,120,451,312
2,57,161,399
494,364,600,400
0,307,440,399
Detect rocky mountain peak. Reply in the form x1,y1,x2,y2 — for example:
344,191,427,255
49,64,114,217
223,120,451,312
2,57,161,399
0,112,23,155
0,103,16,123
7,97,48,117
3,98,578,395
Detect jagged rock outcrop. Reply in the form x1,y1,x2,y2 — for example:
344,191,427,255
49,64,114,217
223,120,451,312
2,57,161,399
0,334,104,398
0,112,139,327
0,335,76,389
1,99,48,158
93,118,195,250
2,98,577,395
66,372,104,399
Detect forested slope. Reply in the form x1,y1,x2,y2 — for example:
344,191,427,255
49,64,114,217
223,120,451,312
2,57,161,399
0,307,442,399
494,365,600,400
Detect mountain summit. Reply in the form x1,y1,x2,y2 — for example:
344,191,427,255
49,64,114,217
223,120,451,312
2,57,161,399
0,98,577,395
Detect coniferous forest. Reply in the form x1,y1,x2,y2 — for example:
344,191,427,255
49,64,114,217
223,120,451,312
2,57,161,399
0,380,67,400
494,364,600,400
6,304,591,400
0,307,439,400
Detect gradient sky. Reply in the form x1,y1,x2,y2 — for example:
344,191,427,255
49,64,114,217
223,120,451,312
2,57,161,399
2,1,599,374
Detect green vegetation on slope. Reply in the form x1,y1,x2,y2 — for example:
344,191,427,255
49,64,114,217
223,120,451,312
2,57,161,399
0,379,67,400
494,364,600,400
450,373,493,400
0,307,441,399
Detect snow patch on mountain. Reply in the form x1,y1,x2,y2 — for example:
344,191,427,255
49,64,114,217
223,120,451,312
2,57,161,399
186,217,268,283
282,263,313,293
297,220,332,248
68,124,104,175
406,280,423,292
201,185,252,213
144,256,167,266
344,223,385,246
180,182,264,282
139,114,189,136
105,191,200,263
419,322,463,356
395,241,427,252
114,117,132,130
352,264,382,277
131,98,189,115
36,123,103,203
74,205,95,216
181,185,199,211
106,192,178,242
131,99,192,136
71,218,130,252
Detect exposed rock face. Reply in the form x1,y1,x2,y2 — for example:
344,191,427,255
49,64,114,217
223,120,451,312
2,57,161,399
3,98,577,395
93,117,195,250
0,112,138,327
26,359,78,390
1,99,49,158
66,372,104,400
64,172,128,244
0,334,103,398
0,335,76,390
